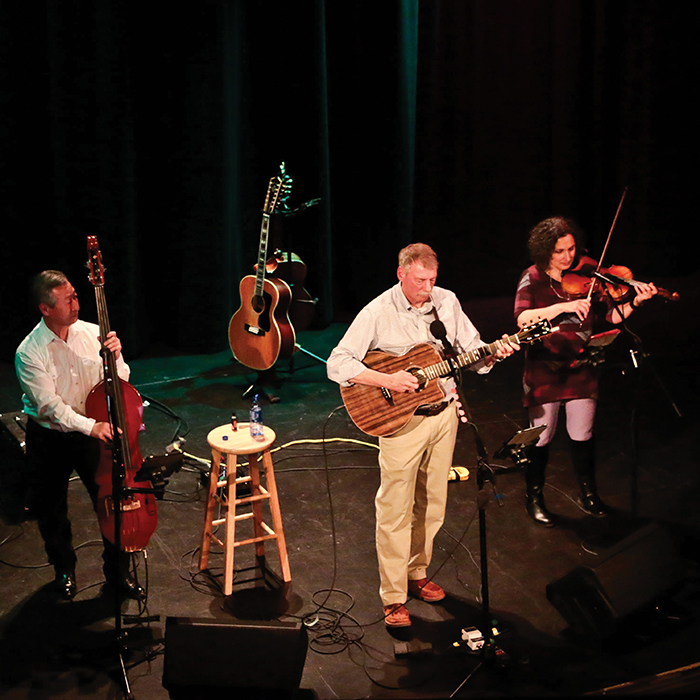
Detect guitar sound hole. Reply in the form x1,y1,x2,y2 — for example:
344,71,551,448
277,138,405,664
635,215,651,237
408,367,427,390
254,292,272,333
252,294,266,314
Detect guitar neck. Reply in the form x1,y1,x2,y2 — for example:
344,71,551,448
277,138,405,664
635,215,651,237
422,331,520,381
254,214,271,297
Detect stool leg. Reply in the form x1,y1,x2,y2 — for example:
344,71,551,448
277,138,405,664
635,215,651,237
248,452,267,563
262,448,291,582
199,447,221,571
224,454,238,596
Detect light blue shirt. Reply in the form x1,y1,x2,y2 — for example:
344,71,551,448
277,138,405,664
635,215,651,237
327,282,491,388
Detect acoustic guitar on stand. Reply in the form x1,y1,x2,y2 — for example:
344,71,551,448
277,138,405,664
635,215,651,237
229,166,294,371
341,320,557,437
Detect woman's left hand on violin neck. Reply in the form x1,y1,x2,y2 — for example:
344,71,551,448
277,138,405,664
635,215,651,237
609,281,658,324
632,281,657,306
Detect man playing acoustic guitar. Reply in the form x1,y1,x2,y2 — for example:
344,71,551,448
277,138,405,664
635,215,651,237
327,243,518,627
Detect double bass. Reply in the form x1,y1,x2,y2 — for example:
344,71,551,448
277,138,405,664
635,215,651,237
264,248,317,332
85,236,157,553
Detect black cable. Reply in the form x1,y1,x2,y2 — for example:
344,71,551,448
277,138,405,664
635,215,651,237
140,393,190,442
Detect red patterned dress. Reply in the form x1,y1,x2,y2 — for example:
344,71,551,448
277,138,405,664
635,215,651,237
514,265,613,408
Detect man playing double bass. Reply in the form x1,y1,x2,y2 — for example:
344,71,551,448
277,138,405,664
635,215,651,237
15,270,144,601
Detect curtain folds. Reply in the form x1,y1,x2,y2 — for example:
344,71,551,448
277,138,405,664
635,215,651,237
0,0,692,360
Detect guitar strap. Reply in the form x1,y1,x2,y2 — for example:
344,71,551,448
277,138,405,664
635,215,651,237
430,306,473,422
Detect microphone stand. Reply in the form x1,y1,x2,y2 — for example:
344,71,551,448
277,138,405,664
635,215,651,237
429,322,508,695
98,346,136,700
599,283,682,518
277,195,323,366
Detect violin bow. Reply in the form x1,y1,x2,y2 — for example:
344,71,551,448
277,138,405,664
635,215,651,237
587,186,628,301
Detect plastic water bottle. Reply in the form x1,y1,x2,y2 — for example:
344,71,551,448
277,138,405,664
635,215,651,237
249,394,265,441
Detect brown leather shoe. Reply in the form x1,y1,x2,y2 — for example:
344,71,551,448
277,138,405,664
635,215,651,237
384,603,411,627
408,578,445,602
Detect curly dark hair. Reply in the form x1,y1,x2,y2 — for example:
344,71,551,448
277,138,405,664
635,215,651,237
527,217,583,271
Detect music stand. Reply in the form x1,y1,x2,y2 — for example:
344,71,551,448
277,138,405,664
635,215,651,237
492,425,546,471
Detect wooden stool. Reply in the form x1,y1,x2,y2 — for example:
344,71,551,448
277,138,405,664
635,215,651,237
199,423,291,595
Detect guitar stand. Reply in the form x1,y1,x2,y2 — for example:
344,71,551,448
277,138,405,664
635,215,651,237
240,344,327,403
242,369,282,404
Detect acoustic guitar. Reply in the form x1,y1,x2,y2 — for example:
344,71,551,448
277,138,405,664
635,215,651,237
229,167,294,371
340,320,556,437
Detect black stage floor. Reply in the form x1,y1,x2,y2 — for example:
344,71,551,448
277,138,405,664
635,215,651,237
1,286,699,699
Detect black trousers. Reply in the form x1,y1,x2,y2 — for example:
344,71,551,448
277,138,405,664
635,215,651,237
26,418,126,579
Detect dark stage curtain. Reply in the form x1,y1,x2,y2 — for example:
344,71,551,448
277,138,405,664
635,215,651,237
1,0,693,362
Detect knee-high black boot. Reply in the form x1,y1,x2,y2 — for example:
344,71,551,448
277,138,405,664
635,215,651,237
525,445,555,527
570,437,608,517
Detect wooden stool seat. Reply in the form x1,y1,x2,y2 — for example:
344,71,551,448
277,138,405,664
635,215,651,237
199,423,291,595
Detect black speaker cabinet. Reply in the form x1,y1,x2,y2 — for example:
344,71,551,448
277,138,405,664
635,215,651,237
163,617,308,696
546,522,686,639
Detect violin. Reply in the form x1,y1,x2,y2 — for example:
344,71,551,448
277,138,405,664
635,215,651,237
561,255,679,303
85,236,158,552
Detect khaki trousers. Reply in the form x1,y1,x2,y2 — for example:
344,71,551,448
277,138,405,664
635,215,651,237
375,404,458,606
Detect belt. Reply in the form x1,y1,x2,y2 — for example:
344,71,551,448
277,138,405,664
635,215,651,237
415,400,452,417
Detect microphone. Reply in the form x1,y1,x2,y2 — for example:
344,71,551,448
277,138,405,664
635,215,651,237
299,197,320,211
286,198,321,216
430,319,449,345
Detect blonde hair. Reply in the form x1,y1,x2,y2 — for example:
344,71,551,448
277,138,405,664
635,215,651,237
398,243,438,271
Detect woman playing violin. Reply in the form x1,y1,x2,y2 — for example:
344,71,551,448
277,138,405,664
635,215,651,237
514,217,656,527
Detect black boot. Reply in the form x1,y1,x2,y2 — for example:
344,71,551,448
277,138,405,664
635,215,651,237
525,445,555,527
570,438,608,517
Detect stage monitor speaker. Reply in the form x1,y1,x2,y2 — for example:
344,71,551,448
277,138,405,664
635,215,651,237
163,617,308,697
0,411,27,456
546,522,686,639
0,411,30,525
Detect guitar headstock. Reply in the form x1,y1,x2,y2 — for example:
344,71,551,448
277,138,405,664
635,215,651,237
263,162,293,215
86,235,105,287
517,319,559,343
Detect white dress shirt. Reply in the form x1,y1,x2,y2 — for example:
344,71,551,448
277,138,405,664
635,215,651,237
15,318,130,436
